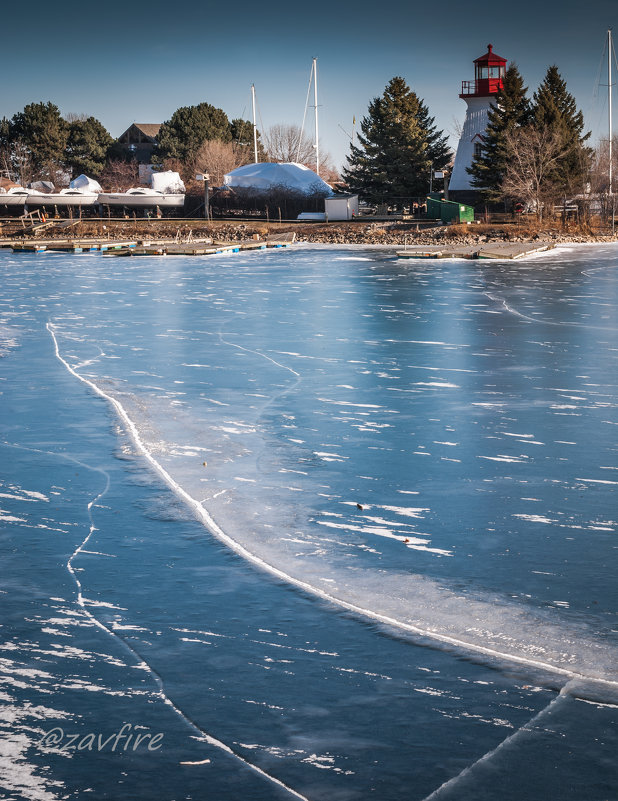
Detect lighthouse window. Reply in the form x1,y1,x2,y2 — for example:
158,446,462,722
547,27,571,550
478,66,489,79
489,66,501,78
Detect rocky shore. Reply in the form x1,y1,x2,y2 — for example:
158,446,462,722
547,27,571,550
2,217,617,247
290,221,618,246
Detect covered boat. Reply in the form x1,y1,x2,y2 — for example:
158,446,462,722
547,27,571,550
224,162,333,195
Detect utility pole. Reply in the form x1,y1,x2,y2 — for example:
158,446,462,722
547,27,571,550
196,173,210,220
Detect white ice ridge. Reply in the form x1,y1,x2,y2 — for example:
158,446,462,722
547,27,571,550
420,685,571,800
46,323,618,699
40,333,316,801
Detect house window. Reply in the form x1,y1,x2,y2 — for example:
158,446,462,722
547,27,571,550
474,142,483,158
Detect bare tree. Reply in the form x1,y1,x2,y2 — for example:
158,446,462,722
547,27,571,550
589,135,618,193
99,159,139,191
264,122,338,184
265,124,314,164
587,135,618,221
451,116,464,139
501,126,569,218
318,158,341,184
8,140,35,187
192,139,252,187
64,112,88,123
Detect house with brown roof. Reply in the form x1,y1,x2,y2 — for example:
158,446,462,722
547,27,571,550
116,123,161,163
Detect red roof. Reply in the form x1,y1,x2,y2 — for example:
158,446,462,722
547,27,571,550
473,44,507,65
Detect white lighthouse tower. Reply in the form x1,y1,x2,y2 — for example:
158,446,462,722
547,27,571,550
449,44,507,202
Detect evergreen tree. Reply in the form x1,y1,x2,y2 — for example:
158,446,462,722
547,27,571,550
532,65,590,194
0,117,10,151
467,64,531,202
0,118,10,173
343,77,450,201
416,98,451,170
66,116,114,178
9,102,69,179
157,102,232,164
230,118,267,161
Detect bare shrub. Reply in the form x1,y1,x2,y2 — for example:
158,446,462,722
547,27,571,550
99,159,139,191
192,139,252,188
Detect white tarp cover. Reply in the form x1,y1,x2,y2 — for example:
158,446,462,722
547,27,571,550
224,162,333,195
29,181,55,192
69,174,102,192
150,171,185,193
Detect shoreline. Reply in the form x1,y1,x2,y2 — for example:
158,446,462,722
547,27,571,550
2,218,618,248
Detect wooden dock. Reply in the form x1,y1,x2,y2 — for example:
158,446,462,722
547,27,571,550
1,229,296,258
476,242,554,259
11,243,47,253
102,233,295,258
265,231,296,247
395,241,554,260
107,243,239,257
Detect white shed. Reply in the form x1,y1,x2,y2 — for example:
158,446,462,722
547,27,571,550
325,194,359,221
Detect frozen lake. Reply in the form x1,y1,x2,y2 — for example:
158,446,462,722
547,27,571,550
0,243,616,800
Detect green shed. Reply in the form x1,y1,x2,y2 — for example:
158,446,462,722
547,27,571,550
425,197,474,224
440,199,474,224
426,195,443,219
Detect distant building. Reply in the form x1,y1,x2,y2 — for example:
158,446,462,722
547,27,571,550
449,44,507,204
116,123,161,163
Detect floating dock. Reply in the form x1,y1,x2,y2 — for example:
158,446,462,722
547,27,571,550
476,242,554,259
396,241,554,260
2,231,295,258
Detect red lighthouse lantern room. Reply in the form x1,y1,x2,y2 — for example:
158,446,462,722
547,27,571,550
460,44,507,98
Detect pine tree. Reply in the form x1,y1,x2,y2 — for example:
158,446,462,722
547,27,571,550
343,77,450,201
9,102,69,179
532,65,590,195
0,118,10,173
230,118,267,162
467,64,531,202
416,98,451,170
66,117,114,178
157,103,232,164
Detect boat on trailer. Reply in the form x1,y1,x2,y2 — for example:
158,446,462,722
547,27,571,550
24,188,99,208
0,187,29,207
97,188,185,208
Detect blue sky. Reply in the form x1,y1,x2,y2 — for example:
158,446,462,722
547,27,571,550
3,0,616,169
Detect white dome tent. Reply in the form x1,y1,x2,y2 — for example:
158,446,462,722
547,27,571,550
223,162,332,195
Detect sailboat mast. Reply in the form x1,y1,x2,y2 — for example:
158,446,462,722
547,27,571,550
251,84,259,164
609,30,613,197
313,58,319,176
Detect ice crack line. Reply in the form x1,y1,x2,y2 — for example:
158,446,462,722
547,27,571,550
47,323,618,698
4,441,312,798
420,685,571,800
40,329,314,801
484,291,608,330
219,332,301,377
